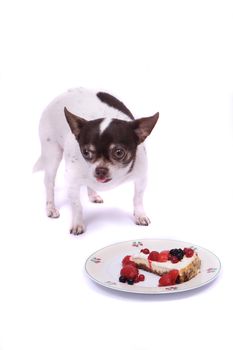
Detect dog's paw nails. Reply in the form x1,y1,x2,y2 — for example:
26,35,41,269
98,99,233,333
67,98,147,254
70,225,85,235
89,194,104,203
47,208,60,218
134,215,151,226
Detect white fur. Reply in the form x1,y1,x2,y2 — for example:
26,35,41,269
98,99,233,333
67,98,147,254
35,88,150,234
99,118,112,134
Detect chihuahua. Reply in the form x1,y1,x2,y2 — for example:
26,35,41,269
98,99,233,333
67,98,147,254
34,88,159,234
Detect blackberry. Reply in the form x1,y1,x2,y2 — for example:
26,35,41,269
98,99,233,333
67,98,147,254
176,249,184,260
169,248,184,261
169,249,179,256
119,276,127,283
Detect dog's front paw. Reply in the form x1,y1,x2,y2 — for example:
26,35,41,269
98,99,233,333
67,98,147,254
134,214,151,226
47,205,60,218
88,188,104,204
89,194,104,204
70,224,85,235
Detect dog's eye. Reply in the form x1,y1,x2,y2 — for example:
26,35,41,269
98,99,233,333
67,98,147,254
112,147,126,160
82,148,93,160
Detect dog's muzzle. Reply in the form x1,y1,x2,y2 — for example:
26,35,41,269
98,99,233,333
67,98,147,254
94,166,112,183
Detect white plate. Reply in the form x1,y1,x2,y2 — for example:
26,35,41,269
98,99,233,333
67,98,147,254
85,239,221,294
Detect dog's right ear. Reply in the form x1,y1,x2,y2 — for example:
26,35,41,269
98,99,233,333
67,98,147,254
64,107,87,137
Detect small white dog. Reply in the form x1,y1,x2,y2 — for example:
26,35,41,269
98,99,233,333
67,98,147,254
34,88,159,234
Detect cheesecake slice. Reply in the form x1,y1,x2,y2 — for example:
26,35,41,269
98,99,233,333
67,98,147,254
130,248,201,284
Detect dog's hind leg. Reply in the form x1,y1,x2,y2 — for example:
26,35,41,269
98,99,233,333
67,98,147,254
87,187,104,203
42,140,63,218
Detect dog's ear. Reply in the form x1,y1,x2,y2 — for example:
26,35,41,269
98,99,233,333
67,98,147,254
64,107,87,137
131,112,159,144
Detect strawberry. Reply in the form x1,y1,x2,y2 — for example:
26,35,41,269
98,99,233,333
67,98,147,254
157,250,169,262
159,269,179,286
159,273,172,286
169,269,179,284
148,251,159,261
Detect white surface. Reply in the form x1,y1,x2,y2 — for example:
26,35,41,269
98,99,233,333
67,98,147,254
0,1,233,350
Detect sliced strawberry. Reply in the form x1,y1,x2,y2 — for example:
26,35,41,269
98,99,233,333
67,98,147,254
159,269,179,286
157,250,169,262
169,269,179,284
148,251,159,261
159,273,172,286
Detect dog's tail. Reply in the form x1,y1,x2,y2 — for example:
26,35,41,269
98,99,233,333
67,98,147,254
33,156,44,172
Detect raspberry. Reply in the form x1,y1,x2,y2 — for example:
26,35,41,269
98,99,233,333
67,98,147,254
157,250,169,262
148,251,159,261
140,248,150,254
125,261,137,267
184,248,194,258
120,265,138,280
134,274,145,283
122,255,132,265
138,274,145,281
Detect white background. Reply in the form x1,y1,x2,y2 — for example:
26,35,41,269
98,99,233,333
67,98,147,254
0,1,233,349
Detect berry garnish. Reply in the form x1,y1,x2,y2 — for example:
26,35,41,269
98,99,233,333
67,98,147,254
169,269,179,284
122,255,132,265
169,248,184,261
120,265,138,280
148,251,159,261
159,269,179,286
158,273,172,286
157,250,169,262
140,248,150,254
119,276,127,283
138,274,145,281
124,261,137,267
170,249,179,256
176,249,184,260
184,248,194,258
170,255,179,263
127,279,135,285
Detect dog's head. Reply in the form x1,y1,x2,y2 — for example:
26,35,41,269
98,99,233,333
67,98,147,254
64,107,159,184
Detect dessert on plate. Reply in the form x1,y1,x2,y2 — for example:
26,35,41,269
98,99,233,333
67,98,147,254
119,247,201,287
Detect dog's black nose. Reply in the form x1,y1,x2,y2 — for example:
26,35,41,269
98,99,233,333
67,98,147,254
95,166,109,178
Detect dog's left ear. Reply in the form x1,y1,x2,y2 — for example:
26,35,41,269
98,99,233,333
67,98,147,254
131,112,159,144
64,107,87,137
